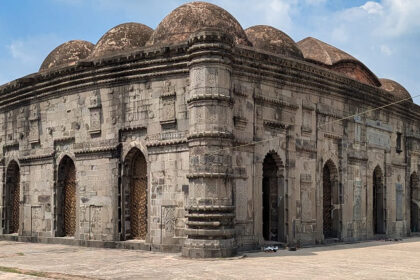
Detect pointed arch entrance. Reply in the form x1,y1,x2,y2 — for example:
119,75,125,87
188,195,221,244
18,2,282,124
262,152,285,242
122,148,148,240
56,156,76,237
322,160,340,239
410,172,419,232
3,161,20,234
373,166,386,234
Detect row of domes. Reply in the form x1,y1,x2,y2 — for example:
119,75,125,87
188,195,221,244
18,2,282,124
39,1,411,101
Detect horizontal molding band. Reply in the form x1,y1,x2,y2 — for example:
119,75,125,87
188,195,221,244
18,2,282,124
187,172,233,179
187,131,233,140
186,205,235,212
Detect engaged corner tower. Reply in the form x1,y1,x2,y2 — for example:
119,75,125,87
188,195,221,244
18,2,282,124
146,1,249,258
182,29,236,258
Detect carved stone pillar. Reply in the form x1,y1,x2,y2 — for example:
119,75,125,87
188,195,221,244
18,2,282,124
182,30,236,258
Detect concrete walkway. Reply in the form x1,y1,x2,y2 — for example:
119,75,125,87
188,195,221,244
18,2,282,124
1,238,420,279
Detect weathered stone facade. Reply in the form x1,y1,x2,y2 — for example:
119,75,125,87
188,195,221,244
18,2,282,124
0,2,419,258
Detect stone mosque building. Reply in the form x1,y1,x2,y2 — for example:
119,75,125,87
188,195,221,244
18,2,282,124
0,2,419,258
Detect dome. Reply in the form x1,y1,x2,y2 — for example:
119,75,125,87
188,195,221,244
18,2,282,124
297,37,380,86
146,2,250,46
245,25,303,59
90,23,153,58
380,78,412,101
298,37,357,66
39,40,94,71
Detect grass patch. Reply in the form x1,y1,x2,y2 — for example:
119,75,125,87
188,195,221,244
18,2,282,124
16,252,24,256
0,266,20,274
0,266,48,278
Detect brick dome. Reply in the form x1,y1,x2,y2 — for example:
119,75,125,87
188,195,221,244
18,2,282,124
380,78,412,102
90,23,153,58
146,2,250,46
39,40,94,71
245,25,303,59
297,37,356,66
297,37,381,86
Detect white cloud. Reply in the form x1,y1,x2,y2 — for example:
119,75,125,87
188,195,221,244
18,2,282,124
305,0,327,5
214,0,298,32
52,0,83,5
7,34,62,65
8,41,36,64
263,0,296,30
382,0,420,37
380,45,392,56
1,34,64,83
331,26,348,43
340,0,420,37
361,1,383,14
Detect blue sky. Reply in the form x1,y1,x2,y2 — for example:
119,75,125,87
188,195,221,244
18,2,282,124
0,0,419,104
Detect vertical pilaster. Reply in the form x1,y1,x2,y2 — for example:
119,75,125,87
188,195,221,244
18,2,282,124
0,164,4,235
182,30,236,258
339,132,349,240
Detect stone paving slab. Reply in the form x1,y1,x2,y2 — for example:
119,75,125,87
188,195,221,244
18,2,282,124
1,238,420,279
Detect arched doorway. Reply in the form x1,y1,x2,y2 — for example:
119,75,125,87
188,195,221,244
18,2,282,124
262,152,285,242
373,166,386,234
322,160,340,239
4,161,20,234
122,148,148,240
410,172,419,232
56,156,76,237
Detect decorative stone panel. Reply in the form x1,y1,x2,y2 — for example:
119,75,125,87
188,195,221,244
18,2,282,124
396,183,404,221
29,104,40,144
367,128,390,148
162,205,176,237
353,180,362,221
160,96,176,125
302,109,312,134
300,174,315,222
88,93,101,134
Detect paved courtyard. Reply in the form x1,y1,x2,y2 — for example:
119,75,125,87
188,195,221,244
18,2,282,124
1,238,420,279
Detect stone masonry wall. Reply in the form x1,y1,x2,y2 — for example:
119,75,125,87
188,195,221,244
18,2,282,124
230,66,420,249
1,30,420,257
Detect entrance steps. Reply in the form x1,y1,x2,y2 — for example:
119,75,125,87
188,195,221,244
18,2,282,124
373,234,388,240
323,238,340,245
261,241,287,251
0,234,181,253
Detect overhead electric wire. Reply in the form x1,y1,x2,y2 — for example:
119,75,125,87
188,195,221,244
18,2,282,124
205,92,420,156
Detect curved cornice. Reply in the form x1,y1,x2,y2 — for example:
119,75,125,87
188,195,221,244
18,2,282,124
0,37,418,121
232,45,419,120
0,45,190,109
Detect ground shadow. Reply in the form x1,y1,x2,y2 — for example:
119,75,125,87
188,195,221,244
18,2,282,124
240,236,420,258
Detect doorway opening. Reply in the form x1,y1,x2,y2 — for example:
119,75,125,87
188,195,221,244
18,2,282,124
56,156,77,237
410,172,419,232
262,152,285,242
122,148,148,240
373,166,386,234
4,161,20,234
322,160,340,239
